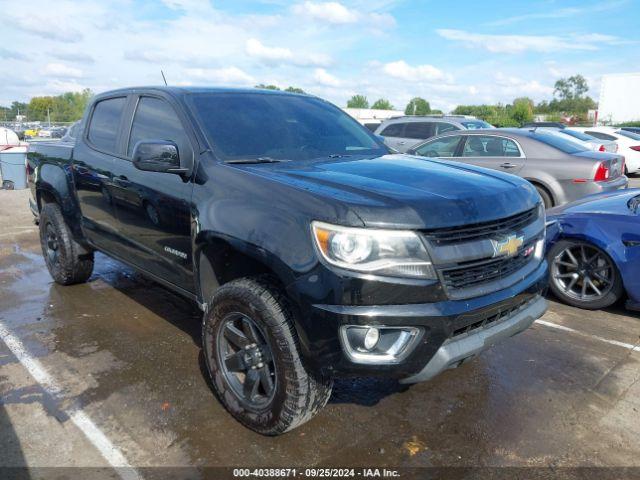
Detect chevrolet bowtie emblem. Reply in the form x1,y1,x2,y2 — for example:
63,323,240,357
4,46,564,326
493,234,524,258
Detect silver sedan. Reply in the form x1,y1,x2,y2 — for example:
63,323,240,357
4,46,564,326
406,128,628,208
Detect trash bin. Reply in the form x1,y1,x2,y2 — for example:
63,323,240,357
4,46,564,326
0,146,28,190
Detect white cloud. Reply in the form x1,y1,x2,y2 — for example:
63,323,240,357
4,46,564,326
245,38,332,66
43,63,83,78
313,68,341,86
486,0,628,26
382,60,451,82
292,1,358,24
436,29,620,53
494,72,554,96
185,67,256,86
292,1,395,29
246,38,293,62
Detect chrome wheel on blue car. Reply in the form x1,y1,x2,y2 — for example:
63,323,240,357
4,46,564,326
548,240,623,310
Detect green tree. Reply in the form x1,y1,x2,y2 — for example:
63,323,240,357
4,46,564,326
346,95,369,108
25,89,93,122
511,97,534,125
284,86,305,94
554,75,588,100
255,84,280,90
371,98,394,110
404,97,431,116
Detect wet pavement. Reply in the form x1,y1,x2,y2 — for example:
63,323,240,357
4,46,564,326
1,187,640,478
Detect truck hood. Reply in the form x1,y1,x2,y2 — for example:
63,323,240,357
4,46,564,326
251,154,540,229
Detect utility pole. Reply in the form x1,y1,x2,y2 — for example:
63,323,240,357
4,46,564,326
47,107,51,126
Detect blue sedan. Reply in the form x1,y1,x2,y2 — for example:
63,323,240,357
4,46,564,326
545,189,640,310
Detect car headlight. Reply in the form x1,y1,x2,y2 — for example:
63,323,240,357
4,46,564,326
311,221,436,279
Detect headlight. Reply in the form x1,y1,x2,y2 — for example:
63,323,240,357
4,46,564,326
311,221,436,279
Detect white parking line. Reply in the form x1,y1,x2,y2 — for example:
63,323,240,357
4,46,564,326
535,319,640,352
0,321,141,480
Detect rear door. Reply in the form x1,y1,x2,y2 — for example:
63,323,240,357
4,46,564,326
109,94,196,292
399,122,435,152
74,95,128,252
378,122,406,152
458,135,526,173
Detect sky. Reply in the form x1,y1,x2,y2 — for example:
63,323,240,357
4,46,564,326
1,0,639,112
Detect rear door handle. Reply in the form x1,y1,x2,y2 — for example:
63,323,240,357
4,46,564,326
500,163,518,169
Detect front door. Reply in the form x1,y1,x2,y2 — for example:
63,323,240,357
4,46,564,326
458,135,526,174
110,95,195,292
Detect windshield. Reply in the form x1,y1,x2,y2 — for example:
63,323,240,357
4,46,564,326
461,120,494,129
617,130,640,141
561,129,596,142
188,93,387,161
533,131,589,153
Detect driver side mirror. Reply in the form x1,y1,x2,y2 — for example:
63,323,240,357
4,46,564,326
132,140,188,176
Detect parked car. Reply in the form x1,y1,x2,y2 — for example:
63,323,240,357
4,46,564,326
374,115,494,153
51,126,67,138
621,126,640,135
406,129,628,208
23,128,39,138
572,126,640,174
522,122,566,129
557,129,617,153
27,87,548,435
38,128,53,138
546,189,640,310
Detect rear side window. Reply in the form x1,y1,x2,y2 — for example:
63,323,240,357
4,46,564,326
463,135,521,157
435,122,460,135
88,97,126,153
616,130,640,141
533,131,588,153
127,97,191,159
379,123,404,137
585,131,617,141
404,122,433,139
414,135,462,157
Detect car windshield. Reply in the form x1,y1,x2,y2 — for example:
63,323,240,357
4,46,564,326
533,131,590,153
617,130,640,141
561,130,596,142
461,120,493,129
188,93,387,161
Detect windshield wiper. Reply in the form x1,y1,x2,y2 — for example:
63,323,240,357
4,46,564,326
225,157,289,164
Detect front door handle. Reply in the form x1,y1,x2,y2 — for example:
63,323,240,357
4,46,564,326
500,162,518,169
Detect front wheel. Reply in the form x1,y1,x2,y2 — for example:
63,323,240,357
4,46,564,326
547,240,623,310
202,277,333,435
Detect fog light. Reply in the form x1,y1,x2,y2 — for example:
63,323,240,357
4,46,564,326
363,327,380,350
340,325,423,364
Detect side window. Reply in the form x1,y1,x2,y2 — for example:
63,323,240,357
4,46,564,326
88,97,127,153
585,131,617,141
404,122,433,139
463,136,520,157
127,97,191,161
379,123,404,137
435,122,459,135
414,136,462,157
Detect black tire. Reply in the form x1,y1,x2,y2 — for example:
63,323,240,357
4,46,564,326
202,277,333,435
534,185,553,208
39,203,94,285
547,239,623,310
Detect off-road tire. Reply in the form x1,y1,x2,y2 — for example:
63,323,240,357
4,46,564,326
39,203,94,285
202,276,333,435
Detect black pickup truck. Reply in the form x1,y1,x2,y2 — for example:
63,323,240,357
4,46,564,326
27,87,548,435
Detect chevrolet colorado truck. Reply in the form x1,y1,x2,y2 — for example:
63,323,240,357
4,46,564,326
27,87,548,435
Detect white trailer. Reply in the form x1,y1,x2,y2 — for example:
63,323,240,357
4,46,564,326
597,73,640,125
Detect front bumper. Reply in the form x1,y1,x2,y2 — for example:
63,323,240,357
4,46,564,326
400,295,547,383
290,260,548,379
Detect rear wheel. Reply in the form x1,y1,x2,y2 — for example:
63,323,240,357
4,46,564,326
39,203,94,285
548,240,623,310
202,277,333,435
